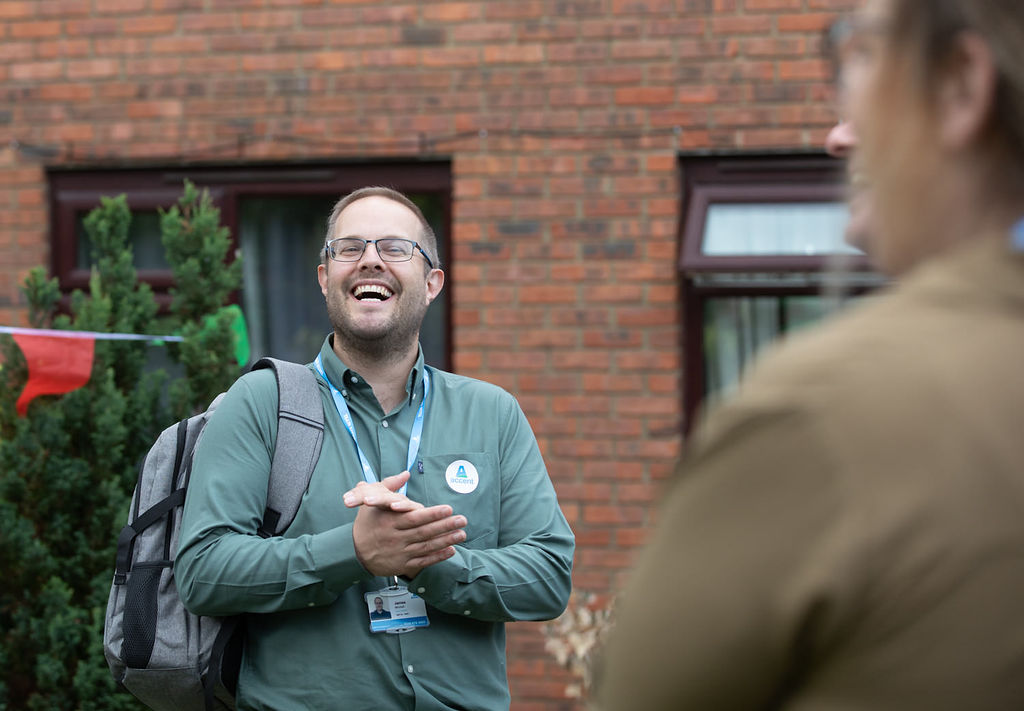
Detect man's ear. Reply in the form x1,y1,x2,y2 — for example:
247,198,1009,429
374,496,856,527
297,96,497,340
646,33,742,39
936,32,998,150
317,262,329,297
425,268,444,305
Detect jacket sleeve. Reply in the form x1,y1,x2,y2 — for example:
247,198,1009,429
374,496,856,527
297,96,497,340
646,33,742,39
175,371,371,616
409,397,575,622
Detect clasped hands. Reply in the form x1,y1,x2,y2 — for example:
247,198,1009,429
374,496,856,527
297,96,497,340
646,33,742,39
345,471,466,579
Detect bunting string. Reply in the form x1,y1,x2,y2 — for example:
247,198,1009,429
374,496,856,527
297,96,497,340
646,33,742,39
0,326,183,343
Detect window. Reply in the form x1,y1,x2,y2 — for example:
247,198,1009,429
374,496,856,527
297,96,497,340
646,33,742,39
679,154,884,432
48,163,452,368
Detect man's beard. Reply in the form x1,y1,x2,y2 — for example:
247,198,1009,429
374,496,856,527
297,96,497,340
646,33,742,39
325,288,426,362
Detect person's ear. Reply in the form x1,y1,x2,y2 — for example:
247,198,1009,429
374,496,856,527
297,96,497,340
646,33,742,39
424,268,444,306
317,262,329,297
936,32,998,150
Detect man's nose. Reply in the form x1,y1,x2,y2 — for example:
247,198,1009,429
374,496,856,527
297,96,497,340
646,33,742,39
357,241,385,268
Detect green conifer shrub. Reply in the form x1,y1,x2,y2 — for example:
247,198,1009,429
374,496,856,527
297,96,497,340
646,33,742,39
0,181,242,710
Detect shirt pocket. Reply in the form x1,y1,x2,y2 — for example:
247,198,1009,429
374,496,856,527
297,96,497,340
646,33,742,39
418,452,499,549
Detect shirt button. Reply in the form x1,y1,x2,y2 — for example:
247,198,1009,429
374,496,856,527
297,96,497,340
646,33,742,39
382,420,389,429
341,389,348,397
406,665,414,674
417,587,426,594
308,602,315,607
350,376,358,384
463,610,471,616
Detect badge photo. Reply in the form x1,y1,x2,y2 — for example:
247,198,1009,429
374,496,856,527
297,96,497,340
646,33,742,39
445,459,479,494
365,589,430,634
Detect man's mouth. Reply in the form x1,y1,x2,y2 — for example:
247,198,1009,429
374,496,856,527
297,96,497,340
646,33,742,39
353,284,394,301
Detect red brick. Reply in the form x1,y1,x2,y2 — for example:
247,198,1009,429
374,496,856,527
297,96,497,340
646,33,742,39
483,44,545,64
181,13,237,31
423,2,481,21
777,12,834,32
240,10,297,29
10,21,62,38
66,58,119,78
779,58,830,81
97,0,149,9
0,2,33,19
36,83,93,101
123,15,178,34
11,62,63,81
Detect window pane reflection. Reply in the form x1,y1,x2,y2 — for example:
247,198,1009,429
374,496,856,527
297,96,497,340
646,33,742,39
703,202,860,256
703,294,855,405
76,210,168,270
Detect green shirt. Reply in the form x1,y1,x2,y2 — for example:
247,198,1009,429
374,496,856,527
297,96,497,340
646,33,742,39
177,337,574,711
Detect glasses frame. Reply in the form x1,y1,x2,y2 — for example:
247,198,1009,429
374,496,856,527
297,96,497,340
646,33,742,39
324,237,435,269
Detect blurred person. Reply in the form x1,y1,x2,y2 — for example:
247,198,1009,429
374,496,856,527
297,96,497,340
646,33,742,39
597,0,1024,709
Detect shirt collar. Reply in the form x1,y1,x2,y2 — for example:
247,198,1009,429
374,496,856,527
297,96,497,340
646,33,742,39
317,334,425,407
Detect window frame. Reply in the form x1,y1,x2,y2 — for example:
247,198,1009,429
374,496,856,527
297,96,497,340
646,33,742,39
48,161,453,368
678,153,880,433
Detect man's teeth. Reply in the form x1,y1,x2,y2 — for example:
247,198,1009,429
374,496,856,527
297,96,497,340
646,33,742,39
354,284,393,300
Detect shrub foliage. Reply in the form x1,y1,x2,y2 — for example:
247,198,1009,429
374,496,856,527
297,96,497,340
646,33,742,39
0,181,242,710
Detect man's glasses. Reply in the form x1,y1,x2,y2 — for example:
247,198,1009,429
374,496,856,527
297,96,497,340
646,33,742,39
324,237,434,269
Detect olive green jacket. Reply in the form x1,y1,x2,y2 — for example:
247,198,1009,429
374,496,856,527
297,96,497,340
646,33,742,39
599,235,1024,710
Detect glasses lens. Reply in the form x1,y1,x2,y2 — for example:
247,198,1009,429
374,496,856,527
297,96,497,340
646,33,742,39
376,239,415,261
329,238,366,261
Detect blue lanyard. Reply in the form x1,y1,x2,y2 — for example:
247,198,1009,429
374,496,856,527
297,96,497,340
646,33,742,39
1012,218,1024,253
313,355,429,496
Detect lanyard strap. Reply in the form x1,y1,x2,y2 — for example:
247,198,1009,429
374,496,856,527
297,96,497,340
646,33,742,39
314,355,429,496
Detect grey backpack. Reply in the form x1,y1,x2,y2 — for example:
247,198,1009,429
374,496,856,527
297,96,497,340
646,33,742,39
103,358,324,711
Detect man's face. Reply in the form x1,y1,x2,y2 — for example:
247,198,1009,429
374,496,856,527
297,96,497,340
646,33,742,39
317,196,443,355
374,598,384,611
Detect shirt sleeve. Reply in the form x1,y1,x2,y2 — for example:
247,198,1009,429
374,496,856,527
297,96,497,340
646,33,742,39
175,371,371,617
409,396,575,622
596,404,858,710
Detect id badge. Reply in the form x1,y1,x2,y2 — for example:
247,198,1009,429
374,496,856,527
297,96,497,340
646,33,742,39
365,586,430,634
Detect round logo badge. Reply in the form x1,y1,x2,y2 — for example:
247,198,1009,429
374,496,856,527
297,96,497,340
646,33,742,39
445,459,479,494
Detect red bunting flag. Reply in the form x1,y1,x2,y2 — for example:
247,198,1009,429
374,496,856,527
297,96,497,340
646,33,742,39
12,333,95,416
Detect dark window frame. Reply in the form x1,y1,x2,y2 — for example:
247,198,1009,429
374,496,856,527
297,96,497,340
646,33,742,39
678,153,880,434
47,161,453,368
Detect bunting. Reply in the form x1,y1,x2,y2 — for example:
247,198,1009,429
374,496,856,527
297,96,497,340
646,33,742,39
12,332,95,416
1,305,250,417
0,327,183,417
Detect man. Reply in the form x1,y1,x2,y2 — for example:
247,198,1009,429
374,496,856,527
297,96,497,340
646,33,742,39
598,0,1024,709
177,187,574,710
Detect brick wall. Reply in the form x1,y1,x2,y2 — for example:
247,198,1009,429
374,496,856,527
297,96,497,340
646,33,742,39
0,0,855,707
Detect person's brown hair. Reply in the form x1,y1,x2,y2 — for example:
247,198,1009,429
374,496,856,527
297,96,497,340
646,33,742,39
323,186,440,271
888,0,1024,168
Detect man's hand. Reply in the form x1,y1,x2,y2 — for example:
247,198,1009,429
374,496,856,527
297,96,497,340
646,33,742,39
346,471,468,578
343,471,421,512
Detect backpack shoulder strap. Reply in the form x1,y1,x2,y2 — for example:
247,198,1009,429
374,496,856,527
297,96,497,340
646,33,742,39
250,357,325,538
